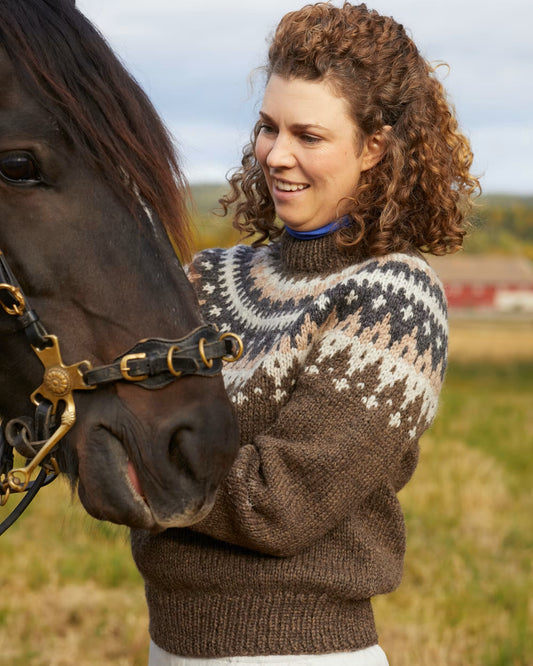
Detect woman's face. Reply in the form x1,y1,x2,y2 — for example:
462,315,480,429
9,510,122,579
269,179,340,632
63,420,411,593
255,75,379,232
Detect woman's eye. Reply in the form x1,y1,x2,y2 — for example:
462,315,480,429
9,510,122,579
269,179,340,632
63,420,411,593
0,152,42,184
259,123,276,135
301,134,321,144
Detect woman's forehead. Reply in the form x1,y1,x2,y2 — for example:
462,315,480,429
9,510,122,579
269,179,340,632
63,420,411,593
261,75,354,126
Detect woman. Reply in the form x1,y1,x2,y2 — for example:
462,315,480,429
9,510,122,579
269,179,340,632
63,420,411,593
133,3,479,664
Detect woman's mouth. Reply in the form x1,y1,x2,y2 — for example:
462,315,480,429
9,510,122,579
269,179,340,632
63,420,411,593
273,178,309,192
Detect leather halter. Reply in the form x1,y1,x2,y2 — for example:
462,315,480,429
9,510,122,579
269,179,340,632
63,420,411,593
0,249,243,534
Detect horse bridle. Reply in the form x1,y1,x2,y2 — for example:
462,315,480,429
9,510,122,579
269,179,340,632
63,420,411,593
0,249,243,534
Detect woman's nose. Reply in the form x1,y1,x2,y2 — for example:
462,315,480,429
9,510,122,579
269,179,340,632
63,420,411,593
265,133,297,169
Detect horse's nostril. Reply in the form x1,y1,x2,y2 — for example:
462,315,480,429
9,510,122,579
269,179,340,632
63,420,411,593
168,427,196,480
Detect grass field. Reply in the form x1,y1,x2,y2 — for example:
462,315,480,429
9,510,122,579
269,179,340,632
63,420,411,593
1,319,531,666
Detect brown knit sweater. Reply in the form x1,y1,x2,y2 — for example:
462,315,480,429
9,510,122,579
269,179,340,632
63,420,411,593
131,232,448,657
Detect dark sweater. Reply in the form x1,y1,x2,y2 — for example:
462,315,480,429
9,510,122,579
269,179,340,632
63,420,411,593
131,232,448,657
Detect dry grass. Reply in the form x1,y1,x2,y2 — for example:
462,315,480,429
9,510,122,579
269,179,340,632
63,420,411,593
0,582,148,666
0,486,149,666
375,434,531,665
375,319,533,665
1,319,531,665
448,318,533,362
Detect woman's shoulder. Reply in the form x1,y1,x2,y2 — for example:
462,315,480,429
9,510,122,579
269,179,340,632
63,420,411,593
187,244,254,278
190,244,241,265
338,251,446,303
348,250,441,280
190,243,271,269
332,251,448,335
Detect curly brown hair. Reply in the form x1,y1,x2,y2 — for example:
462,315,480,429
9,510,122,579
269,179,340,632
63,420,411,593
220,2,480,256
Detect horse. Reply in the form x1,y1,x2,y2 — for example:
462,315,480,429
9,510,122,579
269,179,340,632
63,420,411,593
0,0,239,533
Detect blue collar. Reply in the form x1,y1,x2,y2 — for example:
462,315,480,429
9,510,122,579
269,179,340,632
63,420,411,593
284,215,352,240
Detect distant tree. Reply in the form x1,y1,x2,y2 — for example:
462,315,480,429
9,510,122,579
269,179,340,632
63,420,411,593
464,195,533,257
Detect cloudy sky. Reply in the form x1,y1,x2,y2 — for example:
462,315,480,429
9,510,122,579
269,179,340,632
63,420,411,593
77,0,532,195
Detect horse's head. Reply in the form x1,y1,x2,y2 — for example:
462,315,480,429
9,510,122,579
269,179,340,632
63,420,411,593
0,1,239,531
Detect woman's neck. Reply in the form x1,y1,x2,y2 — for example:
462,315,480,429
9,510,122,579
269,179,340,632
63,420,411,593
279,229,365,275
284,215,352,240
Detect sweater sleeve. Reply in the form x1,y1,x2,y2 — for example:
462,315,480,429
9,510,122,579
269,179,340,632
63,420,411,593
191,256,447,557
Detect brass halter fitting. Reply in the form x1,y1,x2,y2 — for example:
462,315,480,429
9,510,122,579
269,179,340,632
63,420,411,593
1,247,245,532
219,332,244,362
2,335,95,493
0,283,26,317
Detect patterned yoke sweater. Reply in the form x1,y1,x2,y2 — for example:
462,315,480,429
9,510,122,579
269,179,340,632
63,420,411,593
131,232,448,658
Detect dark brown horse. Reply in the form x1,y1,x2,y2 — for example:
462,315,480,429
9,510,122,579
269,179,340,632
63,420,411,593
0,0,238,531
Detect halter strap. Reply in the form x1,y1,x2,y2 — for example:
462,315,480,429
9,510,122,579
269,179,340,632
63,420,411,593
0,250,51,348
0,246,243,533
83,328,241,389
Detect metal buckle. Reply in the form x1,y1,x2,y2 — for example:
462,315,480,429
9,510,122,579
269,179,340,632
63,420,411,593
220,332,244,362
0,283,26,316
166,345,183,378
0,485,10,506
119,353,148,382
198,337,214,369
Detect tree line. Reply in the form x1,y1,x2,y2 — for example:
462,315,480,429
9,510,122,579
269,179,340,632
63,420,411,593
189,186,533,258
466,194,533,257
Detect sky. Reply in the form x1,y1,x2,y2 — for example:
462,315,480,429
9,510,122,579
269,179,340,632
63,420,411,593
77,0,533,195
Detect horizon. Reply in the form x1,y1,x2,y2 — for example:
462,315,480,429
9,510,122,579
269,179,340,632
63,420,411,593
78,0,533,197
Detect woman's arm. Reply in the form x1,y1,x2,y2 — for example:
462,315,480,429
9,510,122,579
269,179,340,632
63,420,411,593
192,259,447,556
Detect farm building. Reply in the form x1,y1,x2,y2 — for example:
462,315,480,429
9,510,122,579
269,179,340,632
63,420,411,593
428,254,533,314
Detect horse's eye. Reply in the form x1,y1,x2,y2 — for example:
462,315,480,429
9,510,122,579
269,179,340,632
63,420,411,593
0,152,42,184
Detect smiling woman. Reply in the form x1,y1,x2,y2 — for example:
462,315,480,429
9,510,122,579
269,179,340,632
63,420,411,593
132,2,480,666
255,75,389,233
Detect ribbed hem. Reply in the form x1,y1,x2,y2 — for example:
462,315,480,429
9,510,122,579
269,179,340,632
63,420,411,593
145,588,377,658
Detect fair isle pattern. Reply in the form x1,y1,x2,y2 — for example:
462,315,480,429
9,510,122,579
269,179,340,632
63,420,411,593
188,238,447,442
133,234,450,658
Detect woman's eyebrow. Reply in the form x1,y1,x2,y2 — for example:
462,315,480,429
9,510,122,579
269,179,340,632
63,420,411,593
259,111,328,132
259,111,275,124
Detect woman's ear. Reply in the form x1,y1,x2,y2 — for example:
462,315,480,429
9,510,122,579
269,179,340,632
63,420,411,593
361,125,391,172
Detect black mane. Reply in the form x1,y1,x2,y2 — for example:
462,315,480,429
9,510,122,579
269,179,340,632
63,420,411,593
0,0,192,257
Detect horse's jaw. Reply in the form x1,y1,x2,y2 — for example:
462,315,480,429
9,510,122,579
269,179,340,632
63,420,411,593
71,389,236,531
76,425,220,532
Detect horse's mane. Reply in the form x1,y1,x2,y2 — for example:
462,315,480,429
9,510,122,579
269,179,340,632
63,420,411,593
0,0,192,260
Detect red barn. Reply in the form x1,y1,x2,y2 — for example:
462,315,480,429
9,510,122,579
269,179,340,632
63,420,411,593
428,255,533,314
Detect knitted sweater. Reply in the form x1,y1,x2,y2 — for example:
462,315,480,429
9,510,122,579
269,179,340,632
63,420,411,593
131,232,448,657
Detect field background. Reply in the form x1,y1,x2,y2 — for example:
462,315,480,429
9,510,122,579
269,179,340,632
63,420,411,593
1,189,531,665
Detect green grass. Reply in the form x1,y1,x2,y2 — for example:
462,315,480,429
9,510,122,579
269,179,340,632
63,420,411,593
433,362,533,490
0,357,531,665
375,360,533,665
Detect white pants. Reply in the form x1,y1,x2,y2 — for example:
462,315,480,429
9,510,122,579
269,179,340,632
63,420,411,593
149,641,390,665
